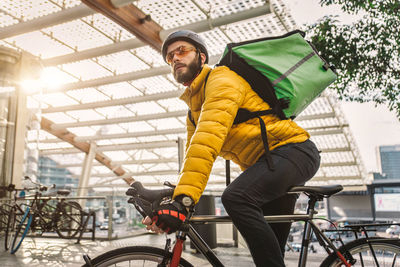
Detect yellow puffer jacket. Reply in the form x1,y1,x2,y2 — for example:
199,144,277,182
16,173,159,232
173,65,310,203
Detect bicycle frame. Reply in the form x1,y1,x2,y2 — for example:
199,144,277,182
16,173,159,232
172,193,350,267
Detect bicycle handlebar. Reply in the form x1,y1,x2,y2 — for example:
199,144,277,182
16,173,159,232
0,184,15,192
126,181,174,218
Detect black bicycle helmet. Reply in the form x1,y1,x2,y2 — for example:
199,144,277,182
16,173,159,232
162,30,209,64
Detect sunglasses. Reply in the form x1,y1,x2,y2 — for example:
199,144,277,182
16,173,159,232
166,46,197,65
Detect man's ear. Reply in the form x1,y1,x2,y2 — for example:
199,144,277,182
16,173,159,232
200,52,206,66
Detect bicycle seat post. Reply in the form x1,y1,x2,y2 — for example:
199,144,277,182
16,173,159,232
298,193,320,267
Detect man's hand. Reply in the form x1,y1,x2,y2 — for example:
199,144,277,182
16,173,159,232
149,200,188,234
142,216,164,233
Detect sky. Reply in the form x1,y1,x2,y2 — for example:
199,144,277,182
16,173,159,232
283,0,400,173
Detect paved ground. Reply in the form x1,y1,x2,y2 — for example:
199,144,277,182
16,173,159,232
0,231,325,266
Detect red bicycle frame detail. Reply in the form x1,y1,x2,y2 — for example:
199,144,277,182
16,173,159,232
170,238,184,267
336,251,352,267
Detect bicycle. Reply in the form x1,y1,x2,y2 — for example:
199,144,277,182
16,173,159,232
82,181,400,266
6,177,83,254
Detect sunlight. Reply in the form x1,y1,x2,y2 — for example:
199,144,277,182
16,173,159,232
20,67,66,94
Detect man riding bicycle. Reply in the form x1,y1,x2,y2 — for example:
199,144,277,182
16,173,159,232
143,30,321,267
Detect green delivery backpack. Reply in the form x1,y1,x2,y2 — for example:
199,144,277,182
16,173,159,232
218,29,337,120
190,30,337,170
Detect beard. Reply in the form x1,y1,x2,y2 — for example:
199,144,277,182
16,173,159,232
173,56,201,84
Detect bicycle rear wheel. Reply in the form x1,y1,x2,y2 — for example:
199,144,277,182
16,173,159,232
320,237,400,267
10,207,33,254
82,246,193,267
55,201,82,238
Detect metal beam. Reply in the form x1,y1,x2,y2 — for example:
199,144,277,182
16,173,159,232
33,126,347,145
0,4,94,40
40,117,134,185
37,128,186,143
42,3,271,65
82,0,163,51
295,112,336,121
50,110,187,129
54,65,170,93
77,142,97,206
56,158,177,168
40,140,177,155
42,90,182,113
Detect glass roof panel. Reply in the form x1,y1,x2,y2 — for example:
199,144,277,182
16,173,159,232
67,126,97,136
39,92,79,107
51,0,81,8
42,19,113,51
157,98,187,112
97,82,143,99
137,0,206,29
66,109,104,121
200,29,233,57
103,151,131,161
147,117,183,130
7,32,73,58
97,51,150,74
95,105,133,118
0,11,18,27
66,88,110,103
130,76,177,94
43,112,76,123
62,60,112,81
0,0,60,21
125,101,166,115
118,121,153,132
42,66,79,86
81,14,135,42
134,46,165,67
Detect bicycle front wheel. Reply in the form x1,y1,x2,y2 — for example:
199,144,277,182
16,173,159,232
10,207,33,254
321,237,400,267
82,246,193,267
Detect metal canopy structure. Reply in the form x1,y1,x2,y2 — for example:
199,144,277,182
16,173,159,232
0,0,368,193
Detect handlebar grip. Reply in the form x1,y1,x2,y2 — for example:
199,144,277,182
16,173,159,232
126,181,174,202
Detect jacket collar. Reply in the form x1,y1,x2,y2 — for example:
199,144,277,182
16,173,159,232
179,64,211,105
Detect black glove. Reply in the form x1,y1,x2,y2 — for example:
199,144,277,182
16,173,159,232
151,200,188,234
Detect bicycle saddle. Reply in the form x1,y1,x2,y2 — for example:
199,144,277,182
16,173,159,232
288,185,343,198
57,189,70,196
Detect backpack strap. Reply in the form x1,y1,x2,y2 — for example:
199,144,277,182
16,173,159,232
219,47,288,120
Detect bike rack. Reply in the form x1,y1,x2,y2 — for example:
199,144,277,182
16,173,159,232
76,210,96,244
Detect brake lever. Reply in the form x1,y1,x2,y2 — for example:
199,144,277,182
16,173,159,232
163,181,176,189
128,197,152,218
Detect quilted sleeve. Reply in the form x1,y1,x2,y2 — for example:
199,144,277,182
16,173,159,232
173,68,245,203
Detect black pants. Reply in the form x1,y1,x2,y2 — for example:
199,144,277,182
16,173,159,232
221,140,320,267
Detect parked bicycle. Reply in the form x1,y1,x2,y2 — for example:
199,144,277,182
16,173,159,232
82,181,400,266
4,177,83,254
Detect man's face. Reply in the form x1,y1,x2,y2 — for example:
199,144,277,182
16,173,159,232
166,40,204,84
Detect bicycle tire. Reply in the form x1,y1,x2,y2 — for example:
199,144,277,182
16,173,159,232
81,246,193,267
10,207,33,254
4,206,16,250
320,237,400,267
55,200,82,239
